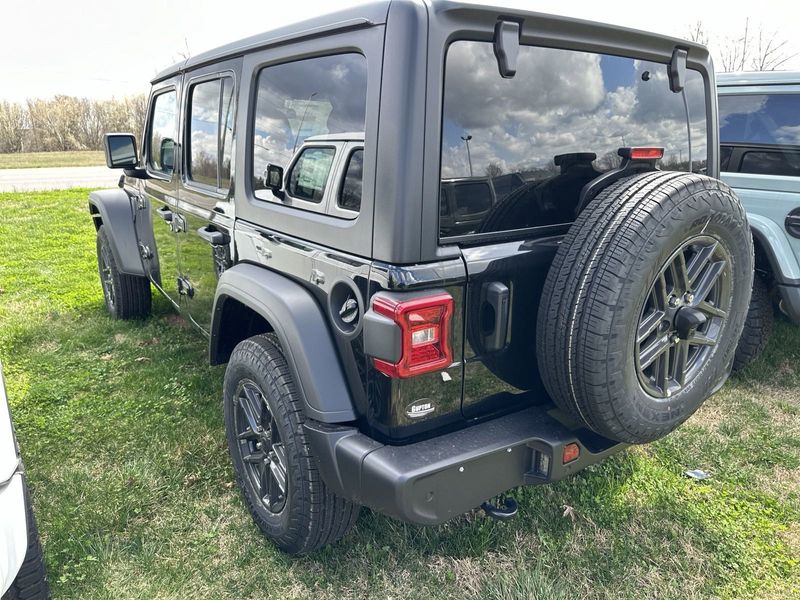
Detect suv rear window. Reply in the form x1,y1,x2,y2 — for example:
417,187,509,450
440,41,708,239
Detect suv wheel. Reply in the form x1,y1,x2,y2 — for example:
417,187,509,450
95,225,151,319
537,171,753,444
732,273,773,372
223,334,360,554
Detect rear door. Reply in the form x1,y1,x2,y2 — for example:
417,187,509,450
438,40,710,418
718,86,800,270
140,78,182,307
177,61,239,334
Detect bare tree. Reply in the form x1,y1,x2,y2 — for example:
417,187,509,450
694,18,798,72
686,21,709,46
484,161,503,178
0,101,28,153
0,95,146,153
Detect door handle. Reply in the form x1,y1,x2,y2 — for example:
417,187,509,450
156,205,173,222
482,281,510,353
197,225,230,246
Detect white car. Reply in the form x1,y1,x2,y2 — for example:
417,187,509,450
0,364,49,599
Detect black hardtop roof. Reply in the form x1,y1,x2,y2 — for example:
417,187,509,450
152,0,708,84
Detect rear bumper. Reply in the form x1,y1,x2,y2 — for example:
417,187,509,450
305,406,624,525
778,284,800,324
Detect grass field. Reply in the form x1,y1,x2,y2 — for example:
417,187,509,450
0,189,799,599
0,151,105,169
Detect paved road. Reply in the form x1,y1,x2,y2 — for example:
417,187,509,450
0,166,118,192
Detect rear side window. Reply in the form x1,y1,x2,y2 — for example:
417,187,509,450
719,93,800,177
338,149,364,212
187,76,235,191
251,53,367,204
440,41,708,238
148,90,177,174
287,147,335,202
719,94,800,146
740,150,800,177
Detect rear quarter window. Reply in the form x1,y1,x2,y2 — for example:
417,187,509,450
719,93,800,177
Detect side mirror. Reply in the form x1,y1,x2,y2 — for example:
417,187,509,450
264,163,285,200
160,138,176,174
104,133,138,169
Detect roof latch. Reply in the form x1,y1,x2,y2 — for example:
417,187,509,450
493,19,521,79
669,47,688,93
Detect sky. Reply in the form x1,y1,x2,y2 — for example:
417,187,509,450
0,0,798,102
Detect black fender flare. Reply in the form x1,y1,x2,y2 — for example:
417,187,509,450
88,189,147,276
211,263,357,423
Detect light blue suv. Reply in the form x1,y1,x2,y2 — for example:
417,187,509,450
718,72,800,369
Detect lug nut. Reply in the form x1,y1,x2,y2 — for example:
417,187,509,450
669,296,679,307
684,292,694,303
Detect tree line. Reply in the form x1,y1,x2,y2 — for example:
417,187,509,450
0,95,146,154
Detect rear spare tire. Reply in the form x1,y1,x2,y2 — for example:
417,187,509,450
537,171,753,444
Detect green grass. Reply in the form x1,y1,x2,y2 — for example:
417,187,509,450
1,188,799,599
0,151,105,169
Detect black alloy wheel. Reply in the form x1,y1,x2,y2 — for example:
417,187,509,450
635,235,732,398
233,379,288,514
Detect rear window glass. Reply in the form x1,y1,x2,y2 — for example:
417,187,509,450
740,150,800,177
251,53,367,203
719,94,800,146
440,41,707,238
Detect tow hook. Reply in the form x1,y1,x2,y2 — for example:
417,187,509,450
481,497,518,521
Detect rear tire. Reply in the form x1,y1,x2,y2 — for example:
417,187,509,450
96,225,151,319
732,273,773,372
223,334,360,554
2,475,50,600
537,171,753,444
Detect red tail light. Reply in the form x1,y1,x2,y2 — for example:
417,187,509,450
629,147,664,160
372,293,454,378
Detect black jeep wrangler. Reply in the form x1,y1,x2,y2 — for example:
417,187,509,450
90,0,753,554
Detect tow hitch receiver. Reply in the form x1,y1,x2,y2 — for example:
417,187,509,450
481,497,518,520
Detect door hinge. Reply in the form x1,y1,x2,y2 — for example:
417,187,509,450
138,243,152,260
133,195,147,210
177,276,195,298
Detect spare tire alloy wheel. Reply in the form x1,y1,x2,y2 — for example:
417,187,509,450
537,171,753,444
636,236,732,398
234,379,288,514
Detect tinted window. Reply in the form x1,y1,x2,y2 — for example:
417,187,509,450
740,150,800,177
252,54,367,201
148,90,177,174
719,94,800,146
451,181,492,216
491,173,526,201
187,76,234,191
339,149,363,212
720,145,733,172
288,147,335,202
440,42,708,238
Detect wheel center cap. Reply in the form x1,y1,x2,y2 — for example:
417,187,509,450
674,306,707,339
